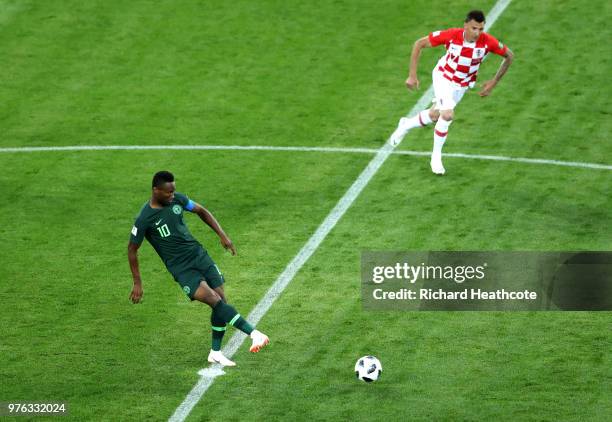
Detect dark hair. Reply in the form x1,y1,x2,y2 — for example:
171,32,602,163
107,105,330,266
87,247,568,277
152,170,174,188
465,10,485,23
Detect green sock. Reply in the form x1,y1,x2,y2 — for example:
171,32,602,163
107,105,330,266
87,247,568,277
210,311,226,352
213,301,254,335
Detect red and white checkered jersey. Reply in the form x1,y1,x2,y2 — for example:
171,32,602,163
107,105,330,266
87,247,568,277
428,28,508,88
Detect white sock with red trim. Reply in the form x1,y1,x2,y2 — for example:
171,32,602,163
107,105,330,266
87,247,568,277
433,118,452,155
406,110,433,130
389,110,434,146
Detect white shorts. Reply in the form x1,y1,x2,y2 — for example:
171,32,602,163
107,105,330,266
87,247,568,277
432,69,467,111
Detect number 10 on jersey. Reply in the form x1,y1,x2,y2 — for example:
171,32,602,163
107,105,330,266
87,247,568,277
157,224,171,238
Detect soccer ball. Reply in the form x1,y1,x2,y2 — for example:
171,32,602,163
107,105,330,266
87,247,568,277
354,355,382,383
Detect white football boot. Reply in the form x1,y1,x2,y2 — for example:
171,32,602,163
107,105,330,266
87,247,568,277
249,330,270,353
430,152,446,175
207,350,236,367
388,117,411,146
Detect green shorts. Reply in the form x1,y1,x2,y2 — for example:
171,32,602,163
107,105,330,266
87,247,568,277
170,251,225,300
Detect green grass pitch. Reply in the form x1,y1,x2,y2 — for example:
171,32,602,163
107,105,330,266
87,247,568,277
1,0,610,421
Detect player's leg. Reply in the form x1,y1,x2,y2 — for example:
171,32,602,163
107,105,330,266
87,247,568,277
207,285,234,365
210,283,227,351
389,100,439,147
428,107,440,122
192,281,222,305
389,107,436,146
199,254,269,354
182,279,233,366
431,109,452,175
430,80,467,174
213,285,226,302
198,285,269,354
389,68,457,148
430,71,454,174
389,70,445,146
172,267,252,364
198,259,253,334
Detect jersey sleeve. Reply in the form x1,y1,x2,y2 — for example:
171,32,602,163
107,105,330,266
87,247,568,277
485,33,508,56
130,216,147,245
174,192,197,212
428,28,457,47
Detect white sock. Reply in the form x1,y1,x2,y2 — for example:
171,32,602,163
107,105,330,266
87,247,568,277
433,118,452,155
404,110,433,130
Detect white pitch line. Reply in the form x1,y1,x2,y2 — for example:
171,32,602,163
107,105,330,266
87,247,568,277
1,144,610,171
432,152,612,171
0,144,377,154
169,1,516,420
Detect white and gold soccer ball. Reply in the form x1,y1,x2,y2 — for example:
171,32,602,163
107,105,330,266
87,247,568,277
355,355,382,383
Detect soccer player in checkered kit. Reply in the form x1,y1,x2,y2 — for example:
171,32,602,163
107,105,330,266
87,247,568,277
390,10,514,174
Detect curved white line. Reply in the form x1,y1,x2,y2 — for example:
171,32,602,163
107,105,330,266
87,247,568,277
0,144,610,170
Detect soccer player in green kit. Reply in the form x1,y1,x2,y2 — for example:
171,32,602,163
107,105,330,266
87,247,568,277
128,171,269,367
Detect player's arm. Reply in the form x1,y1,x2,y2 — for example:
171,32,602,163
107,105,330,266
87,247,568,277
191,202,236,255
480,46,514,97
406,36,433,90
127,241,143,303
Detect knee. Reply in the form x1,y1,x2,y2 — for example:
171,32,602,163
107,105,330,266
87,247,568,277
194,283,221,304
209,290,221,303
429,109,440,122
216,291,226,303
207,291,222,306
440,110,454,121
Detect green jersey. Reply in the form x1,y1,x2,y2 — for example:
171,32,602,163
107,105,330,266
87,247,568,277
130,192,205,272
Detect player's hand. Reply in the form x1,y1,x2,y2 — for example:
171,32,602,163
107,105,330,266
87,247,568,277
130,283,143,304
479,80,497,97
220,235,236,256
406,75,420,91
